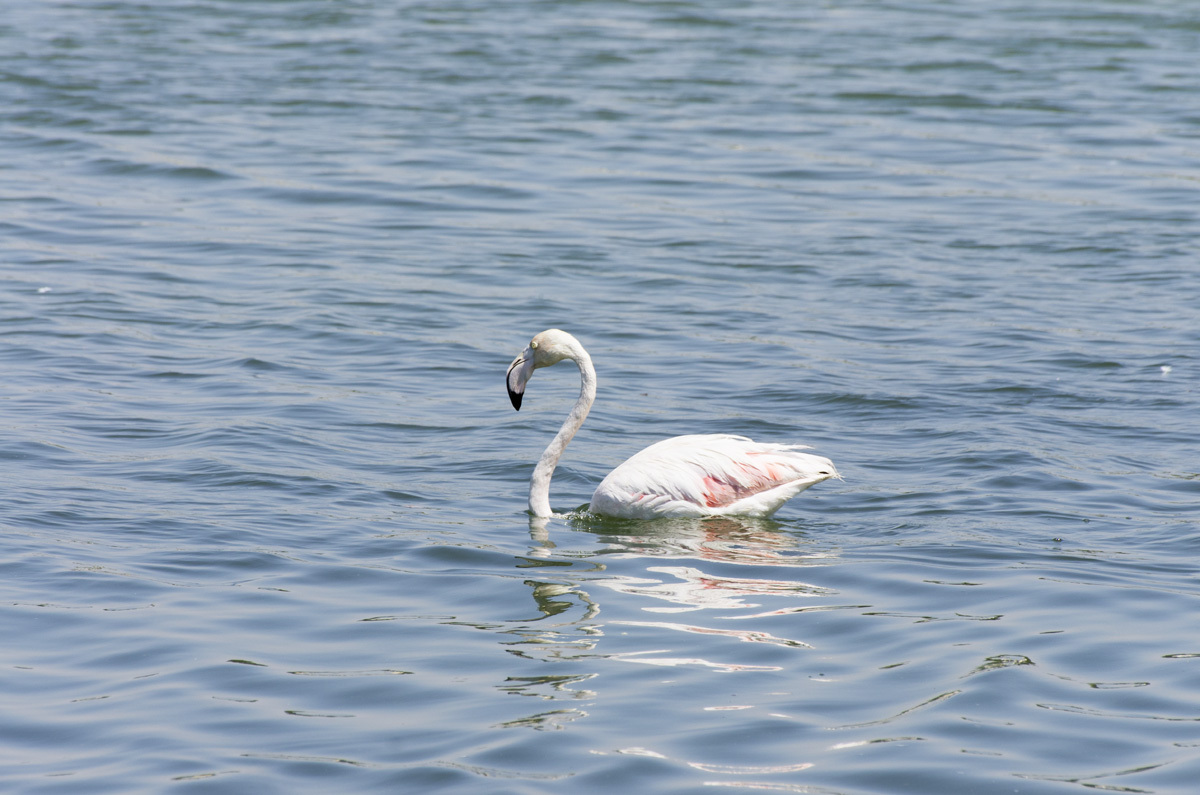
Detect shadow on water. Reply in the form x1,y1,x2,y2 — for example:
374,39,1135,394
530,510,839,568
488,513,845,731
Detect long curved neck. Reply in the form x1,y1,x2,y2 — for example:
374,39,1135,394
529,349,596,518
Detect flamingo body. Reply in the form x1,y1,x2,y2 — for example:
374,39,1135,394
591,434,837,519
506,329,838,519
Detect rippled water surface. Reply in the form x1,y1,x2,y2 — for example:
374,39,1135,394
3,1,1199,792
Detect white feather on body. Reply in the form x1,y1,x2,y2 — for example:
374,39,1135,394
590,434,839,519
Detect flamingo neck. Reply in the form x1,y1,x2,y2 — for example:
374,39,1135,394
529,348,596,518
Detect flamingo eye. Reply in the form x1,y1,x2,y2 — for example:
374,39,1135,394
530,340,539,349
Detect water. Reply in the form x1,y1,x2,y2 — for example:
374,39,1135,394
2,0,1199,792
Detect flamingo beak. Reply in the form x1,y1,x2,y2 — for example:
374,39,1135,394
506,350,534,410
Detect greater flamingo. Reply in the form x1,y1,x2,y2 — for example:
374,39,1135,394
506,329,839,519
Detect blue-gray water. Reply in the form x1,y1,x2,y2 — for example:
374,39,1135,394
3,1,1199,792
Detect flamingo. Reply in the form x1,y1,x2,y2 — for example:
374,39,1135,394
506,329,839,519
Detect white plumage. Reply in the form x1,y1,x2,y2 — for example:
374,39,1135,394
506,329,838,519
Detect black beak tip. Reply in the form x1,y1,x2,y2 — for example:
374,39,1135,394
508,389,523,411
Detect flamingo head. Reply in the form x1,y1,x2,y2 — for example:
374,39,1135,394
506,329,581,410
